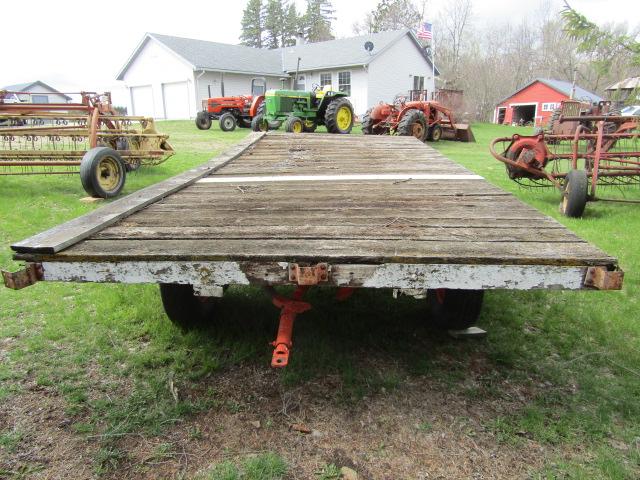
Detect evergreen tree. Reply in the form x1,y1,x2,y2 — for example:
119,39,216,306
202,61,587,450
303,0,335,43
282,2,302,47
240,0,264,48
264,0,286,49
370,0,420,33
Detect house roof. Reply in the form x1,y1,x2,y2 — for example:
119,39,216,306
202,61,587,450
1,81,72,100
117,29,438,80
498,78,602,105
606,76,640,91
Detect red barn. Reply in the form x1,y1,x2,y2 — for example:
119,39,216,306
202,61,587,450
494,78,602,127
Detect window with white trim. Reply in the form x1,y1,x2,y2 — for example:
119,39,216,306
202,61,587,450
542,102,561,112
338,71,351,96
413,76,425,91
320,73,332,87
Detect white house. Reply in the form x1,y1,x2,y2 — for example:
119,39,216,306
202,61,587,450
116,29,438,119
1,81,71,103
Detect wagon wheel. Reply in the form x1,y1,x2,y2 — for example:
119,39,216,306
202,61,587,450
559,169,588,218
159,284,221,330
427,289,484,330
397,109,427,141
80,147,127,198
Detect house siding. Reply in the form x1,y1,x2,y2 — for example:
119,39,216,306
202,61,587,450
367,35,435,112
496,81,569,127
15,85,69,104
120,39,195,119
298,68,368,116
194,72,283,111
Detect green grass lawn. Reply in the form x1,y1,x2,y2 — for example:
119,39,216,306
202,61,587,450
1,121,639,479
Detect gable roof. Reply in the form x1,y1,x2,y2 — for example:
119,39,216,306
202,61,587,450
117,29,438,80
498,78,602,105
1,81,72,100
606,76,640,91
280,29,438,74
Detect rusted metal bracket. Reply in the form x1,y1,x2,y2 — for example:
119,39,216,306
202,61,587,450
288,263,329,285
584,267,624,290
268,286,312,368
2,263,43,290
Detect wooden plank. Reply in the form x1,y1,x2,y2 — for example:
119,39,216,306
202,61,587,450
93,225,583,243
10,132,266,254
33,239,616,266
197,174,483,183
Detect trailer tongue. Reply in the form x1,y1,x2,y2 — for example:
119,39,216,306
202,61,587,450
3,133,623,368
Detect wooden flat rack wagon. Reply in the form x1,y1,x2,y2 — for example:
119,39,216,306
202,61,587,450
3,133,624,367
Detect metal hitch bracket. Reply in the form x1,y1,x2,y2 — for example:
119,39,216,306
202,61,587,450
2,263,43,290
288,262,329,285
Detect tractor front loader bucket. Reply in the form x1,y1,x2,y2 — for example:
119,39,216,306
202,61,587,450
453,123,475,142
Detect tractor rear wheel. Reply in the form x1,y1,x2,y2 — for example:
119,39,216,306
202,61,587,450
397,109,427,141
560,169,588,218
427,124,442,142
251,114,269,132
285,116,305,133
195,111,212,130
427,289,484,330
159,284,219,331
219,112,237,132
361,109,374,134
80,147,127,198
325,97,354,134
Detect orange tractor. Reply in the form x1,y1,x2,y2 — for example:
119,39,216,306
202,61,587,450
362,95,474,142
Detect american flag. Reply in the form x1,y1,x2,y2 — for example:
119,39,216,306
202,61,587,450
417,22,432,41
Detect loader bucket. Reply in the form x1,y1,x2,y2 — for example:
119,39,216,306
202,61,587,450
453,123,475,142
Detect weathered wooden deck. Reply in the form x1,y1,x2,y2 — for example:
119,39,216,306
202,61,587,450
10,132,621,291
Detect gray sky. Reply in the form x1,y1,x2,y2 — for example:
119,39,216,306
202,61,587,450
1,0,638,105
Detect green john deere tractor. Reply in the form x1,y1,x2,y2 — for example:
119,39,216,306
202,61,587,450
251,86,354,134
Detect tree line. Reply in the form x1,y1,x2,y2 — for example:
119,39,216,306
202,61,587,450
240,0,335,48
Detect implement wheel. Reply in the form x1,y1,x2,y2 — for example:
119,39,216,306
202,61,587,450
219,112,237,132
427,124,442,142
325,97,354,134
397,108,427,141
303,120,318,132
285,116,305,133
195,111,212,130
80,147,126,198
427,289,484,330
560,169,588,218
159,284,219,331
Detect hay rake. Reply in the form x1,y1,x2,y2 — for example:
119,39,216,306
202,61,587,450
490,111,640,217
0,91,174,197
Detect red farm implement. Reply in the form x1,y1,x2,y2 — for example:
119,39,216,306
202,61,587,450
0,91,174,198
362,90,474,143
490,101,640,217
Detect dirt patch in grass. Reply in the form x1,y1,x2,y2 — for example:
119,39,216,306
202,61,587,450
0,381,98,478
6,358,560,480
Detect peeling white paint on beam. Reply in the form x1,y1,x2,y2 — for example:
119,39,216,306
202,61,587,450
41,261,251,286
197,174,484,184
40,261,588,290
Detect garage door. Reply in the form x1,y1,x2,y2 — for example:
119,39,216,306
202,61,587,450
130,85,154,117
162,82,190,119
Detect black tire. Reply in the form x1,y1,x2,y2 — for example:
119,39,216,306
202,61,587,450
303,120,318,133
427,124,442,142
285,116,304,133
239,117,252,128
397,109,427,141
219,112,237,132
251,114,269,132
159,284,218,331
80,147,126,198
560,169,588,218
195,111,212,130
427,289,484,330
325,97,354,134
361,109,374,134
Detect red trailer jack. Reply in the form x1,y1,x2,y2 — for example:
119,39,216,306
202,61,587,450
266,285,356,368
